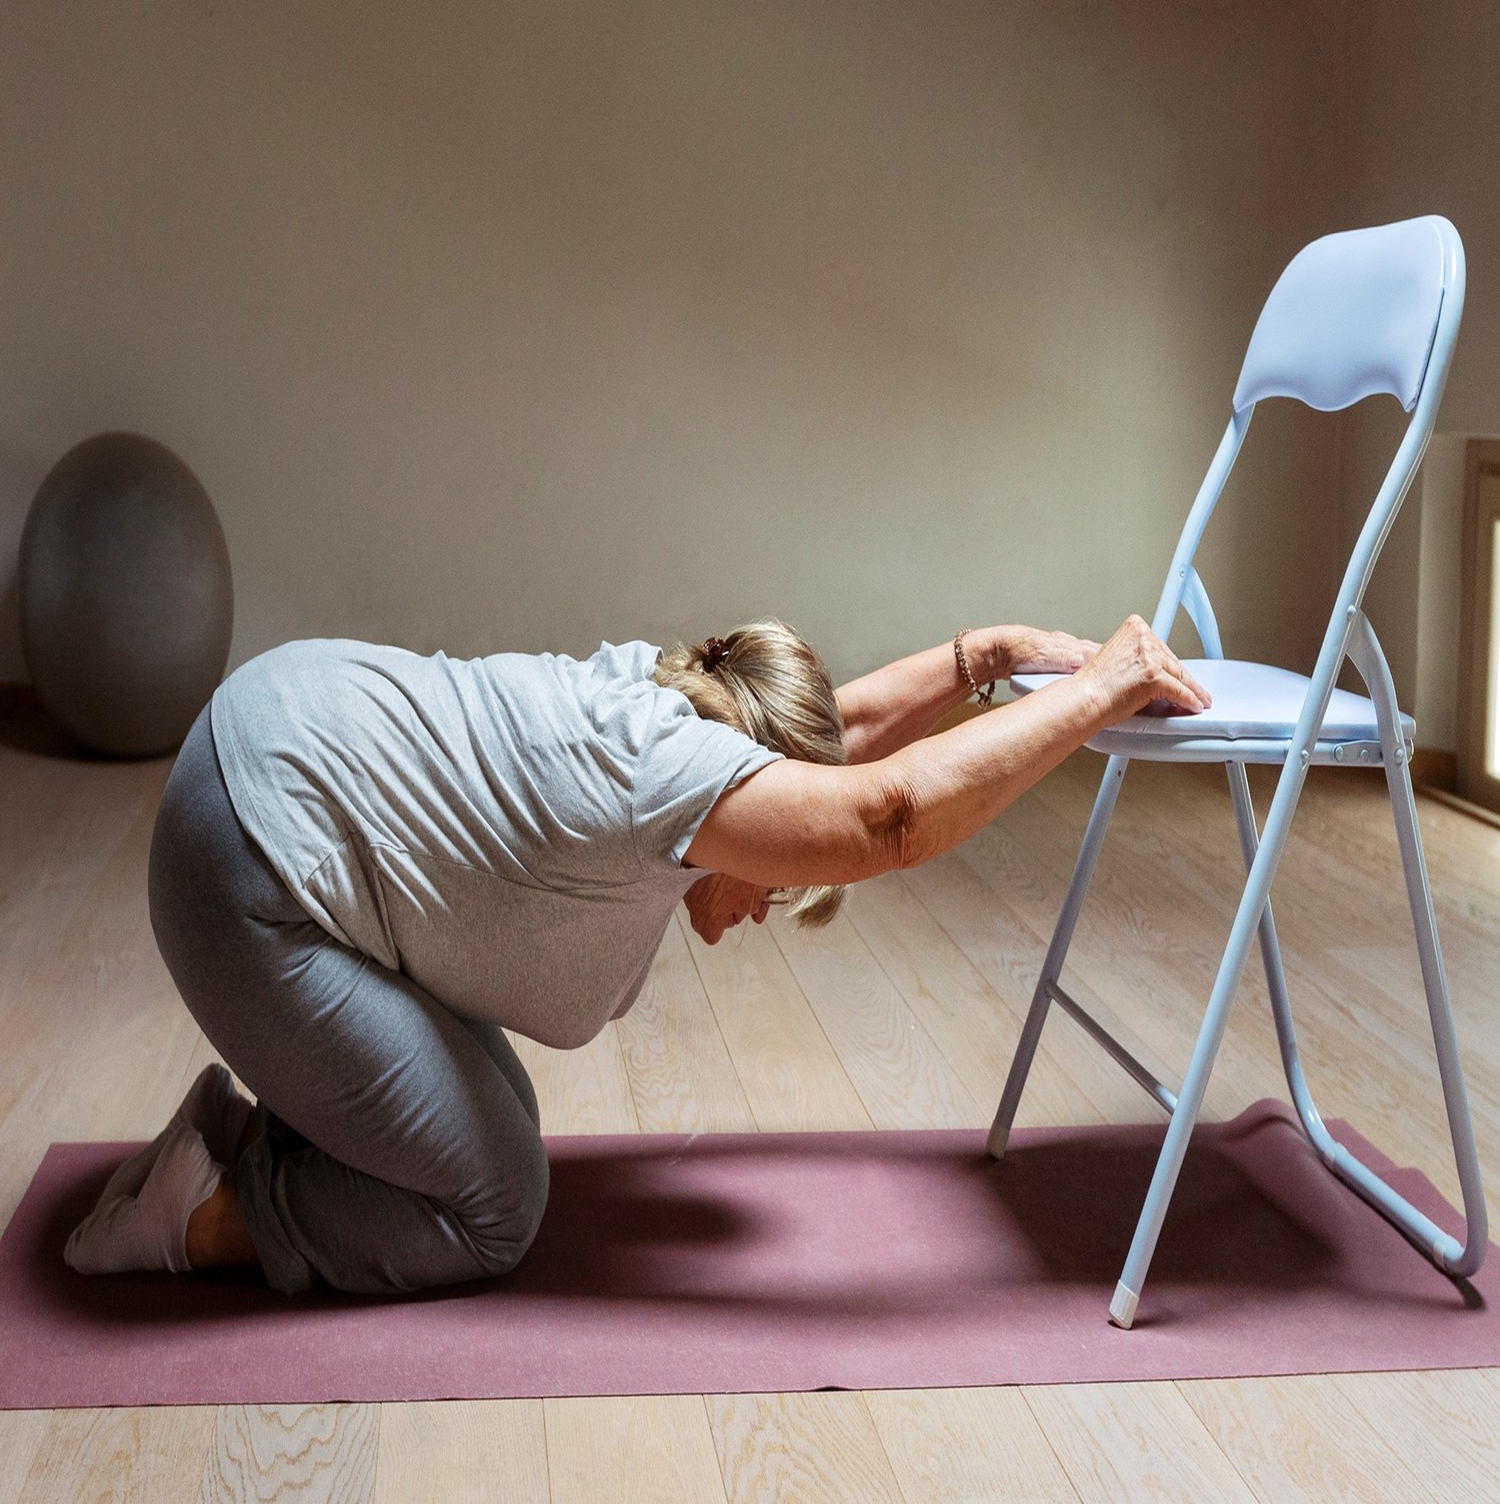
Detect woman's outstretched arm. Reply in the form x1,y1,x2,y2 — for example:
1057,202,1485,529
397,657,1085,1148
688,617,1209,887
835,625,1100,764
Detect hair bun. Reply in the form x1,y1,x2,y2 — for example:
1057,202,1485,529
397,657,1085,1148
700,637,729,672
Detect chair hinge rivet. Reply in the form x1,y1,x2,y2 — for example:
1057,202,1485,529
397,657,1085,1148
1299,750,1309,766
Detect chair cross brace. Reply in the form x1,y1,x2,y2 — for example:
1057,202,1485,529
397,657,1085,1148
1045,981,1179,1116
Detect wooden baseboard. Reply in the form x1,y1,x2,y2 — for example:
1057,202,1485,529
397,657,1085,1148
1417,783,1500,832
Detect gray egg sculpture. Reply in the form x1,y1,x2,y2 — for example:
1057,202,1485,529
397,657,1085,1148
19,432,233,756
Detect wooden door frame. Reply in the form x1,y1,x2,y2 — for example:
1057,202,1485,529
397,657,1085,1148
1457,438,1500,812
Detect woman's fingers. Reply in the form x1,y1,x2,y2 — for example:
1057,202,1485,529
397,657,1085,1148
1149,667,1202,714
1151,660,1208,714
1160,649,1211,711
1082,615,1213,721
1178,662,1211,709
685,872,773,944
1011,628,1103,676
1157,681,1205,714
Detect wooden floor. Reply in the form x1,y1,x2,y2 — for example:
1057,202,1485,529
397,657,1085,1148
2,700,1498,1502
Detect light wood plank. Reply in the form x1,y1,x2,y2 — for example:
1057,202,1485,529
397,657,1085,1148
1282,948,1500,1224
772,911,980,1130
0,791,192,1231
1024,1381,1258,1502
896,854,1144,1126
865,1386,1080,1503
707,1391,904,1504
0,1411,50,1504
544,1396,729,1504
202,1403,379,1502
372,1399,548,1503
1180,1374,1433,1502
1336,940,1500,1108
684,914,872,1132
507,1025,639,1137
0,753,166,1024
962,790,1283,1116
20,1405,214,1502
846,872,1107,1128
1330,1369,1500,1501
1039,755,1500,1222
614,918,757,1133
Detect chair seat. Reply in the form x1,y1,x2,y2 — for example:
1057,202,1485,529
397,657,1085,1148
1011,658,1414,756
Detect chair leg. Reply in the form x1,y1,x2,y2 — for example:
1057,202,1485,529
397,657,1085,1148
1373,750,1488,1274
1339,612,1489,1275
986,754,1128,1158
1110,753,1310,1328
1225,763,1329,1141
1226,758,1484,1277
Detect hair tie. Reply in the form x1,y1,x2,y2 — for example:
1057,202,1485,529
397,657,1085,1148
700,636,729,673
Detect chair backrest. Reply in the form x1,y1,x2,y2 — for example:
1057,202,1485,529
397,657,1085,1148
1232,217,1453,414
1152,215,1463,736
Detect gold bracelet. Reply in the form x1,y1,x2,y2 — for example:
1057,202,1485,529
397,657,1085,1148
954,629,995,708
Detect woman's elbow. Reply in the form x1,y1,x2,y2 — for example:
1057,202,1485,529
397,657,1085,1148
861,775,929,876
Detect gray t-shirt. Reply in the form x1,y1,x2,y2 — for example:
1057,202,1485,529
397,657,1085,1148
210,638,780,1048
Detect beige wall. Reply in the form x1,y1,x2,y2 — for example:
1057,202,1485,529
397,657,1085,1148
1,2,1349,689
1340,1,1500,733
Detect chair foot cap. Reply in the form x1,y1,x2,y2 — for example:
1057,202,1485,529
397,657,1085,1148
985,1125,1009,1160
1109,1282,1140,1329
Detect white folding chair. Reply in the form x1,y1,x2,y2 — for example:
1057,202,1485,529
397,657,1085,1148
990,215,1488,1329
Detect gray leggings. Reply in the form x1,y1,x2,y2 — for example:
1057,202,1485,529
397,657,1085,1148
147,707,549,1295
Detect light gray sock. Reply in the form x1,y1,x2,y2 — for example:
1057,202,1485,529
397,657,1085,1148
85,1063,251,1214
179,1062,253,1166
63,1121,223,1276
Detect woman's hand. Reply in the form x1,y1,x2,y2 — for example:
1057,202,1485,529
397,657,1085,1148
1075,615,1211,722
997,625,1101,677
684,872,772,945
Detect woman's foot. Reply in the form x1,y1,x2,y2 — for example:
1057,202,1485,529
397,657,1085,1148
63,1063,253,1276
86,1063,251,1212
179,1063,254,1166
184,1173,260,1269
64,1119,223,1275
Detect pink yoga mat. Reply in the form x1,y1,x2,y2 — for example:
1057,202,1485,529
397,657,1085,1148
1,1100,1495,1408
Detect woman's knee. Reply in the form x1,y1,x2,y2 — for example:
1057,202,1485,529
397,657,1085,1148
462,1135,550,1278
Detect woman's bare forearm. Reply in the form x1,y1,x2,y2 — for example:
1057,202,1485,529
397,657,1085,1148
878,673,1107,870
836,628,1010,764
868,615,1206,873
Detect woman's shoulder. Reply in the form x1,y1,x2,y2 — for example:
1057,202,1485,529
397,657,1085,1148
583,639,663,683
563,641,694,752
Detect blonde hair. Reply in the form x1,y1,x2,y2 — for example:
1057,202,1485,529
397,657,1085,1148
656,620,846,928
